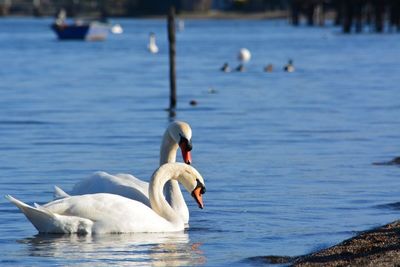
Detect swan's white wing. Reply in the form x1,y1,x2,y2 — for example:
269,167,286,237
7,193,182,233
69,171,150,207
114,173,149,195
43,193,180,233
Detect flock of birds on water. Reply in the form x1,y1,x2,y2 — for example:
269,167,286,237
220,48,295,73
142,23,295,74
6,121,206,234
147,36,295,73
143,28,295,106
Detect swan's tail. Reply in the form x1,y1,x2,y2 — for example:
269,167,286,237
5,195,93,234
5,195,57,233
53,185,70,200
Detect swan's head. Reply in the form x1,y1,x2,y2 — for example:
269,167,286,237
191,178,206,209
168,121,193,164
166,163,206,209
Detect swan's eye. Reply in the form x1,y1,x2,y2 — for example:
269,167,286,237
200,187,206,195
195,179,206,195
179,135,192,151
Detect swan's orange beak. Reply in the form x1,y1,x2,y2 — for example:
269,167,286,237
191,187,204,209
179,139,192,164
181,149,192,165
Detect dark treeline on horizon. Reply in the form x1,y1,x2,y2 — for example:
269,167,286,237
0,0,291,17
1,0,398,33
291,0,400,33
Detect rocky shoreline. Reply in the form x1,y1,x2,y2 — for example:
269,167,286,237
248,220,400,266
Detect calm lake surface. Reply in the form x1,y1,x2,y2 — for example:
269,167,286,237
0,17,400,266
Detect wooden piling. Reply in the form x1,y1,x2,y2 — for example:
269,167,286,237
315,3,325,26
291,0,301,26
374,0,385,33
343,1,354,33
396,2,400,31
334,0,343,26
354,0,363,33
167,6,177,111
306,3,315,26
389,0,400,31
290,0,398,34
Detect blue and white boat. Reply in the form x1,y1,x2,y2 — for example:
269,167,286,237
51,21,109,41
51,9,109,41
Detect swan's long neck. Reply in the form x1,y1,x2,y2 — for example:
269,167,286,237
149,166,183,225
160,130,178,165
159,129,188,223
149,36,156,46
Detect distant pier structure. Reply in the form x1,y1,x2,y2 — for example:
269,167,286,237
290,0,400,33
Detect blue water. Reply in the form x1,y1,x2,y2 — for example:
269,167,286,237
1,17,400,266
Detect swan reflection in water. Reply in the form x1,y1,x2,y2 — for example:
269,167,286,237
18,232,205,266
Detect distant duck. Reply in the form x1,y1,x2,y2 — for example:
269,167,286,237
264,64,273,72
238,48,251,63
284,60,295,72
208,87,217,94
148,32,159,54
220,62,231,72
111,24,123,34
235,64,245,72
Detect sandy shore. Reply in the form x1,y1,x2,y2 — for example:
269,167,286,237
248,220,400,266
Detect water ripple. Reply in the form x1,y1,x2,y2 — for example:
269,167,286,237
0,120,55,125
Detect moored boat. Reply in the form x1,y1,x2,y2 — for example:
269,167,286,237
51,8,109,41
51,21,109,41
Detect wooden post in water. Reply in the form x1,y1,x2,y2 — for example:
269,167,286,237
291,0,301,26
343,1,354,33
374,0,385,33
389,0,397,31
315,2,325,26
394,1,400,31
334,0,343,26
167,6,177,113
354,0,363,33
306,2,315,26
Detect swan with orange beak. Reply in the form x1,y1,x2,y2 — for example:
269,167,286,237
53,121,196,225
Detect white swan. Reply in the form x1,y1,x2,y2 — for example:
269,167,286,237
238,48,251,63
6,163,206,234
54,121,193,224
111,24,123,34
148,32,159,54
